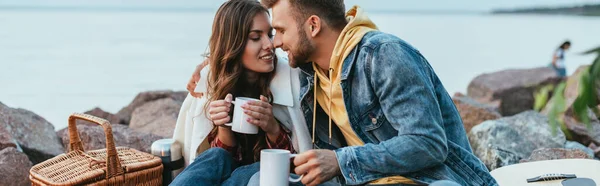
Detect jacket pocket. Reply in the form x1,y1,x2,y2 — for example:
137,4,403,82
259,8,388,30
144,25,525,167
359,107,397,143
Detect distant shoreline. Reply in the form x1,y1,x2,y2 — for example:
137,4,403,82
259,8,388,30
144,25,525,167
493,4,600,16
0,6,216,13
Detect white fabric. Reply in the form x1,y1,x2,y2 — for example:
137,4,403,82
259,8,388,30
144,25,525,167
172,58,312,166
555,49,565,68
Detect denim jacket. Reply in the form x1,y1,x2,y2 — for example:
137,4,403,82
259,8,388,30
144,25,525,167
296,31,498,186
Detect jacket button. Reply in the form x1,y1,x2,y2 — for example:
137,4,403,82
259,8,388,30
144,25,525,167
371,117,377,124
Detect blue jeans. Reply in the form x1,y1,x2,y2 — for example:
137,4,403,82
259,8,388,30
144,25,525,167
170,148,260,186
247,172,460,186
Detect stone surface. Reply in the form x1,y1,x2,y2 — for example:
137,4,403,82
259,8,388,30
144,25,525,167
0,102,64,164
57,123,162,153
129,98,181,138
115,90,186,125
467,67,562,116
0,147,33,186
565,141,595,158
562,116,600,148
452,93,501,132
520,148,591,163
468,111,566,170
0,125,17,151
78,107,121,126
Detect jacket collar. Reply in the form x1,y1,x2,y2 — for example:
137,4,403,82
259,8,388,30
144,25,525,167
270,57,294,107
296,44,360,82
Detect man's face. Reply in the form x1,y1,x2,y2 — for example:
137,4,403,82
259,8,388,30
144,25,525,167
271,0,315,68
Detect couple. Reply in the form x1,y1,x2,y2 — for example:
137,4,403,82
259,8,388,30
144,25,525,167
172,0,498,185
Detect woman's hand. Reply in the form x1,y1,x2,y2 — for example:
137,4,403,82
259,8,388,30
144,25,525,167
242,95,280,136
208,94,233,126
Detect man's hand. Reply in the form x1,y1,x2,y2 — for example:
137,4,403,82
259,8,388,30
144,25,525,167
186,59,209,98
293,149,341,186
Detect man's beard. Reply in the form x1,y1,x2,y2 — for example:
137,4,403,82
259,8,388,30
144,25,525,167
289,29,315,68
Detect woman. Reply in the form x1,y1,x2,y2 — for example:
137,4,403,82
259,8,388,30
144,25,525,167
171,0,311,185
551,40,571,77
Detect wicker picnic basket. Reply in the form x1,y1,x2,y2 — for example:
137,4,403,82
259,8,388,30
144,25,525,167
29,113,163,186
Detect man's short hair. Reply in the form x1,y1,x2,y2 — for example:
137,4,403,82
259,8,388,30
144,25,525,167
261,0,347,30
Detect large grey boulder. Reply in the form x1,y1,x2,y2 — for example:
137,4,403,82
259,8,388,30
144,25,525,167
0,102,64,164
115,90,186,125
468,111,566,170
57,123,162,153
0,147,33,186
467,67,561,116
129,98,181,138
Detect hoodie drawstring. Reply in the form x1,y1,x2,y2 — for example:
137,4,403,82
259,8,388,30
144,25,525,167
311,68,335,147
328,68,333,145
312,75,317,147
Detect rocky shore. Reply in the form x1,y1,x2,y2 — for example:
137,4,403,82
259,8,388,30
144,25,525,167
1,67,599,185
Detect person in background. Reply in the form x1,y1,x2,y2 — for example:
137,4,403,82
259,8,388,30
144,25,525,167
551,40,571,77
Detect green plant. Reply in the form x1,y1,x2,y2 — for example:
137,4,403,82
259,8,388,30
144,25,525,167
534,84,555,111
542,46,600,134
572,46,600,128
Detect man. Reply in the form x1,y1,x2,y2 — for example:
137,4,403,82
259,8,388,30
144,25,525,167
258,0,498,185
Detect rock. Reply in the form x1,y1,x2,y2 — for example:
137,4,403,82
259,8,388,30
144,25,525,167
520,148,591,163
562,116,600,148
565,141,595,158
0,102,64,164
129,98,181,138
467,67,561,116
57,123,162,153
115,90,186,125
78,107,121,125
0,126,17,151
452,93,501,132
589,143,600,158
0,147,33,186
468,111,566,170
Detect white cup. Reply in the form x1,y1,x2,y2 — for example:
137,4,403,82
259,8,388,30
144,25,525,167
260,149,303,186
224,97,259,134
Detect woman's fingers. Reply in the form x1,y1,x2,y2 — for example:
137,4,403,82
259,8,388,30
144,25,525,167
210,112,229,121
209,100,231,111
245,100,271,110
260,95,269,102
208,105,230,114
212,116,231,126
244,109,267,121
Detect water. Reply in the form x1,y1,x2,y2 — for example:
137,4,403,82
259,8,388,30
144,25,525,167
1,10,599,130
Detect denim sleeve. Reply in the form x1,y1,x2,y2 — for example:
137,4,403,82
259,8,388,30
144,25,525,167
334,42,448,185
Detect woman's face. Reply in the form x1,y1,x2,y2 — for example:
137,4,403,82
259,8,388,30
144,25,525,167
241,12,275,74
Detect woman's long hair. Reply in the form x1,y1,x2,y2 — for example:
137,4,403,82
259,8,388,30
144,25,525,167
205,0,277,162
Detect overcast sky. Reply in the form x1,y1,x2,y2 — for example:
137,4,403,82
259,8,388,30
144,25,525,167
0,0,598,12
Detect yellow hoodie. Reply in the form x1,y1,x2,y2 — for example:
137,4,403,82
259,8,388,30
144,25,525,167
312,6,416,185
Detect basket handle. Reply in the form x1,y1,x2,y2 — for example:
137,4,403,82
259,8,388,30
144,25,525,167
67,113,124,178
